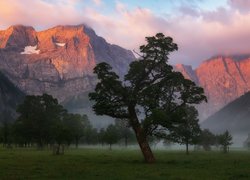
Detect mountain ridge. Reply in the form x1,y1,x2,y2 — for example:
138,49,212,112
0,24,135,105
175,55,250,119
201,92,250,134
1,24,250,120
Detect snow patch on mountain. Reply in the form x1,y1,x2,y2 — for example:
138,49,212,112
55,43,66,47
21,45,40,54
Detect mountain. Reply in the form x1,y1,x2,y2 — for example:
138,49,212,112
0,25,135,106
174,64,199,84
201,92,250,134
0,71,25,122
175,55,250,119
2,24,250,123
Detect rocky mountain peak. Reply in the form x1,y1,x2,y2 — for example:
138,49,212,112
0,24,135,103
37,24,91,51
174,64,198,83
0,25,37,50
174,55,250,120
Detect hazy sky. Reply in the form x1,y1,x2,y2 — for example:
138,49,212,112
1,0,250,67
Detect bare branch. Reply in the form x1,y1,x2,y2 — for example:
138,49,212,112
133,49,144,58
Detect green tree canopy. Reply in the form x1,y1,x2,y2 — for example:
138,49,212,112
16,94,66,148
218,130,233,153
199,129,216,151
63,114,87,147
167,106,201,154
114,119,135,147
104,124,120,150
89,33,207,163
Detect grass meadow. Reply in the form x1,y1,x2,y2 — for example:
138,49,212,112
0,146,250,179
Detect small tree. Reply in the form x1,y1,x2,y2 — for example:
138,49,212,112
63,114,86,148
0,111,14,148
168,106,201,154
199,129,216,151
148,135,161,149
163,139,172,149
243,133,250,149
16,94,66,149
246,141,250,150
83,123,98,145
98,128,106,146
1,121,12,148
218,130,233,153
114,119,135,147
104,124,120,150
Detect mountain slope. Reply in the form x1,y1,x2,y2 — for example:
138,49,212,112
0,71,25,122
2,24,250,121
175,55,250,119
201,92,250,134
0,25,135,105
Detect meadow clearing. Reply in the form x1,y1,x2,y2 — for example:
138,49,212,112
0,146,250,179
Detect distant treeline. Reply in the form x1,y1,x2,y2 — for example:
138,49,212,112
0,94,233,155
0,94,138,153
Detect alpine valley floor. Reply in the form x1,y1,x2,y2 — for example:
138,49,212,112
0,146,250,179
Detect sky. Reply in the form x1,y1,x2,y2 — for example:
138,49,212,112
1,0,250,67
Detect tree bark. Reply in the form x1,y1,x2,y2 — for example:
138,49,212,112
129,106,155,163
133,125,155,163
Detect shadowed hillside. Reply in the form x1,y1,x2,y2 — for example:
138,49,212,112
202,92,250,134
0,71,25,122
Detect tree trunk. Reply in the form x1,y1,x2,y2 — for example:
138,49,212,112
133,125,155,163
75,137,79,148
186,142,189,155
223,146,227,153
61,145,65,155
129,106,155,163
109,144,112,150
56,144,60,155
38,138,44,150
125,135,128,147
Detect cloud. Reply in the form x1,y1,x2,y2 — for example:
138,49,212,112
1,0,250,67
0,0,82,29
92,0,102,6
178,5,200,17
228,0,250,13
201,7,233,25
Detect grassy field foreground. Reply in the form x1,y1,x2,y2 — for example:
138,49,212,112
0,147,250,179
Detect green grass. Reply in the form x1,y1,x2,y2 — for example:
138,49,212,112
0,147,250,179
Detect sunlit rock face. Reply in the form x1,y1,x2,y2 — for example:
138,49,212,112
0,25,135,102
1,24,250,120
174,64,198,84
0,25,37,50
175,55,250,120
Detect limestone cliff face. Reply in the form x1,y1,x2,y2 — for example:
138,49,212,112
0,25,135,103
175,56,250,119
174,64,198,84
2,25,250,120
0,25,37,50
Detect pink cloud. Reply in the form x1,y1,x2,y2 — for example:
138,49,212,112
92,0,102,6
1,0,250,67
0,0,82,29
228,0,250,13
